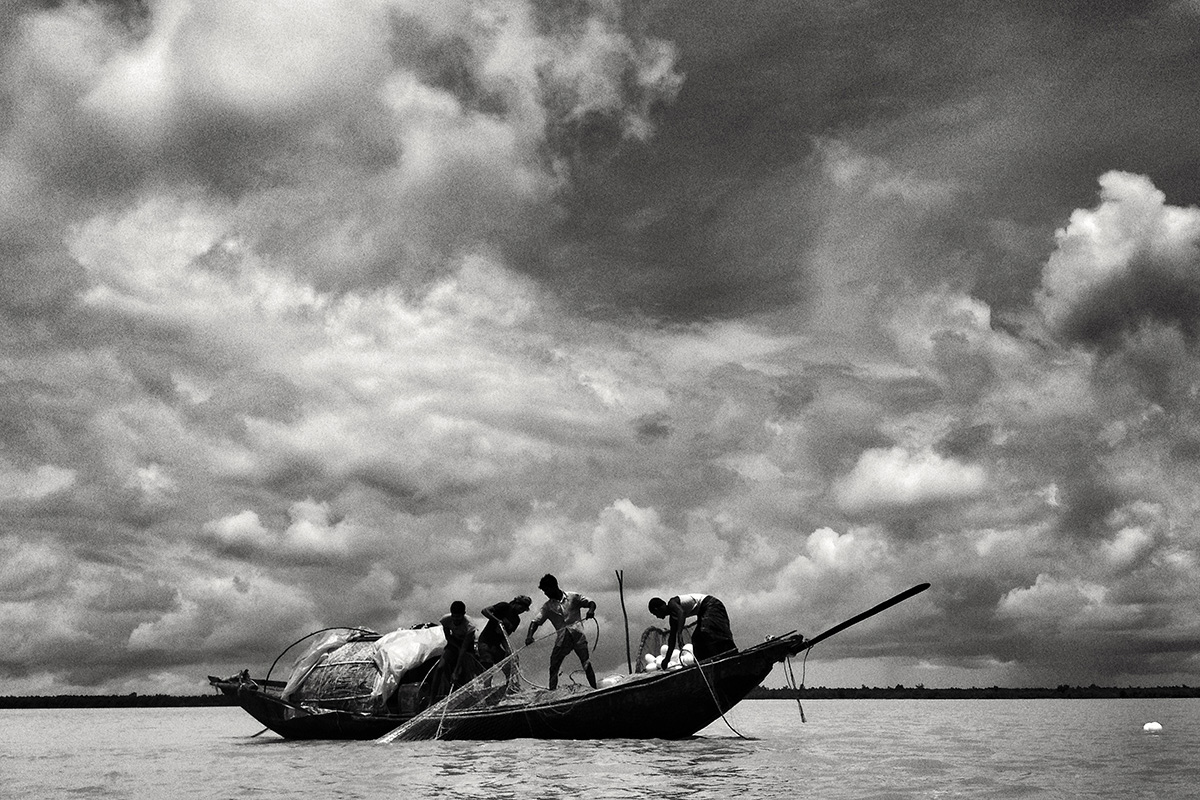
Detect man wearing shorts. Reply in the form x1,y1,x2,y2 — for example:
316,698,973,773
438,600,479,689
477,594,532,689
525,574,598,690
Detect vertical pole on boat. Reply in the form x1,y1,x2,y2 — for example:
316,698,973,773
616,569,632,674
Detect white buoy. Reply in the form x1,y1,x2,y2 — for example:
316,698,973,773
1143,721,1163,732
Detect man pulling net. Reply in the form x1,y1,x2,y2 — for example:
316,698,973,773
377,626,584,742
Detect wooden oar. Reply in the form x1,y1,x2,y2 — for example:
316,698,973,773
790,582,930,654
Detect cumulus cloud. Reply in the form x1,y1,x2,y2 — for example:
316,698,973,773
1038,171,1200,343
1101,525,1153,571
0,462,76,503
204,509,267,548
0,539,73,601
998,574,1146,633
741,527,888,618
574,499,671,581
833,446,987,517
204,500,357,560
127,570,317,654
83,0,393,153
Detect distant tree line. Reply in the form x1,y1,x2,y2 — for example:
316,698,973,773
0,693,239,709
4,684,1199,708
747,684,1200,700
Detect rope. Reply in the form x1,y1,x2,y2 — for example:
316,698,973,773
434,676,455,739
694,659,750,740
415,663,438,707
783,637,813,723
567,617,602,687
784,654,806,723
519,672,550,690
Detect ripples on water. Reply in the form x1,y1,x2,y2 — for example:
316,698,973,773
2,699,1197,799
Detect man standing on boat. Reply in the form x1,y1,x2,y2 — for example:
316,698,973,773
438,600,479,690
477,594,533,688
525,574,598,690
648,593,737,666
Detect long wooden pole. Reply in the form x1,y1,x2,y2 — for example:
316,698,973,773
793,583,931,654
616,569,632,674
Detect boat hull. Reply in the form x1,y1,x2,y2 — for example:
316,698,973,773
246,688,406,739
211,632,804,741
430,641,781,740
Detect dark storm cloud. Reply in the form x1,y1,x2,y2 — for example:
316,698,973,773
532,0,1200,322
1059,253,1200,350
935,423,993,460
1055,470,1124,541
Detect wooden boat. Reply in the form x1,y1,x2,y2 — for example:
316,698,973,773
210,583,928,741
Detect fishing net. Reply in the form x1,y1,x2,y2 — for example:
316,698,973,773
378,630,621,742
378,648,527,742
289,637,383,712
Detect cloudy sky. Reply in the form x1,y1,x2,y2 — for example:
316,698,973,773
4,0,1200,696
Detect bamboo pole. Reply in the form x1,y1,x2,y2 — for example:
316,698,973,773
616,569,632,674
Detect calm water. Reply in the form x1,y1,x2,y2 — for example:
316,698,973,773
2,699,1197,799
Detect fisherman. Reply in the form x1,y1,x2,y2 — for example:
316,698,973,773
438,600,479,689
477,594,533,688
648,593,737,666
525,574,598,690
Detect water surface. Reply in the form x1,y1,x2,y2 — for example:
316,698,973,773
2,698,1195,798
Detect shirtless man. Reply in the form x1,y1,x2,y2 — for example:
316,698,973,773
438,600,478,688
477,595,532,687
648,593,737,668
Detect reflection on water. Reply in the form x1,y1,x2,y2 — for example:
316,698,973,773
642,739,752,790
3,700,1200,799
397,736,759,799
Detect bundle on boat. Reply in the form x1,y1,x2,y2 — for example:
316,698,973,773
634,624,696,672
279,625,447,716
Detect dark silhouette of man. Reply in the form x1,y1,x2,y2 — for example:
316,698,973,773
648,593,736,667
525,574,597,689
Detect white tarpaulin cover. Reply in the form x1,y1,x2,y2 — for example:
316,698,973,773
372,626,448,705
